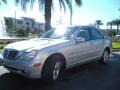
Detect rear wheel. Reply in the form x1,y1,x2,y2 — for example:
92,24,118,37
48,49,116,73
99,49,109,64
41,58,62,82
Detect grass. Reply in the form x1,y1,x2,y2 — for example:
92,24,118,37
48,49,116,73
0,44,5,53
112,42,120,49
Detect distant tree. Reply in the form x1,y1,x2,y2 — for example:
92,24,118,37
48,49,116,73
105,29,116,37
15,0,82,31
95,20,103,28
112,19,120,33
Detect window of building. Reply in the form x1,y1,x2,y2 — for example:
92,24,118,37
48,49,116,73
17,20,23,24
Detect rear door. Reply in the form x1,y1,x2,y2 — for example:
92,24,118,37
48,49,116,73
89,28,105,58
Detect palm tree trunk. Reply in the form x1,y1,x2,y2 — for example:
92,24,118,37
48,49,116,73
70,0,72,25
106,22,108,30
45,0,52,32
70,12,72,25
118,25,120,33
117,25,119,33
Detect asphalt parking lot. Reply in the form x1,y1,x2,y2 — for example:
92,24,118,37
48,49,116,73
0,52,120,90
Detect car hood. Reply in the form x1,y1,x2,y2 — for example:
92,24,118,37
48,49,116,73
4,38,68,51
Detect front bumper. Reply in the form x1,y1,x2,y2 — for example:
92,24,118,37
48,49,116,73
0,59,42,79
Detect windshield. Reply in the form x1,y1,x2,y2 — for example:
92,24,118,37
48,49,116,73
40,27,77,40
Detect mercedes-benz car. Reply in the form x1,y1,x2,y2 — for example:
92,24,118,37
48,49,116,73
0,25,111,82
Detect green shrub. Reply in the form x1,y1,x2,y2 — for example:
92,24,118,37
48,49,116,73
102,29,117,37
16,29,26,37
112,37,119,42
0,44,5,49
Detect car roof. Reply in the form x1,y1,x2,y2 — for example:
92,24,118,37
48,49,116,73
52,25,99,31
68,25,99,30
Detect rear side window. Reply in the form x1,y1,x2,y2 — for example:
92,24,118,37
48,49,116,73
99,31,104,39
90,28,104,40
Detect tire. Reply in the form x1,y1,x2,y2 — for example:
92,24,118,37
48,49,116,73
99,49,110,64
41,57,62,82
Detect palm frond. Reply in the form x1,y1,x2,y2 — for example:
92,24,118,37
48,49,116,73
15,0,31,11
0,0,7,5
2,0,7,4
65,0,73,24
30,0,36,9
15,0,20,5
63,0,72,15
38,0,45,12
75,0,82,6
15,0,35,11
59,0,66,12
21,0,30,11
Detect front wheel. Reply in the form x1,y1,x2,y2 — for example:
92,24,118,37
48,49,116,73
41,58,62,82
99,49,110,64
52,61,61,80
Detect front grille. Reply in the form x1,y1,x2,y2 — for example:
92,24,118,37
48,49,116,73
3,49,19,59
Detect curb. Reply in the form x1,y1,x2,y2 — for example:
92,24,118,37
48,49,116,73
112,49,120,52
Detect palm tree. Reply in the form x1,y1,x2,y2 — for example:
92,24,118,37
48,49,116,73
95,20,103,28
0,0,7,5
15,0,82,31
112,19,120,33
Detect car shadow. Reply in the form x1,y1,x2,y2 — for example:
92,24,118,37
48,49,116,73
0,72,54,90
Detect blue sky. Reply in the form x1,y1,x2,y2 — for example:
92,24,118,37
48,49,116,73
0,0,120,28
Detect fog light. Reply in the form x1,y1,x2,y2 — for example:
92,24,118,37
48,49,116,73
32,63,41,67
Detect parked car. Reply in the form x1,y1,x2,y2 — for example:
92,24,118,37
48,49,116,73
0,25,111,82
115,33,120,39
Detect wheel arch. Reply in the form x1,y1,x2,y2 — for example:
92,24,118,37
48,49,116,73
104,47,111,54
42,53,67,70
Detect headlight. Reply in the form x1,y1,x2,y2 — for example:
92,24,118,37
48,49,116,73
20,50,38,60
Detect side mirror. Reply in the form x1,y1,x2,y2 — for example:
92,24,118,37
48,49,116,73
75,37,85,44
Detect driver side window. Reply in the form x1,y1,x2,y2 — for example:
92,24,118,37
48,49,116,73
77,29,90,41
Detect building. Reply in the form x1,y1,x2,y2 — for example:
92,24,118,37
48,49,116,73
4,17,45,32
34,22,45,31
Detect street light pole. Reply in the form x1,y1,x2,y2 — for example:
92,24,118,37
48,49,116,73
15,10,16,37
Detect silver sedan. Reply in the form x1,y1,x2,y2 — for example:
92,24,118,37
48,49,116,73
0,25,111,82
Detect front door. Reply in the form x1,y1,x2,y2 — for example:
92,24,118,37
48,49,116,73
70,28,92,66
